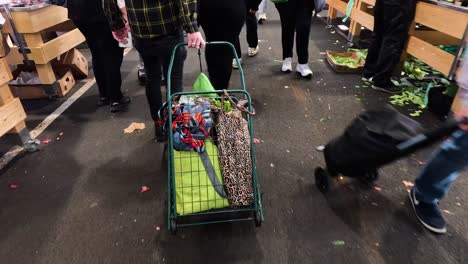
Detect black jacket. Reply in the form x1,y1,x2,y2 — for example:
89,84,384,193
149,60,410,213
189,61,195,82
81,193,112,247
246,0,262,11
67,0,108,24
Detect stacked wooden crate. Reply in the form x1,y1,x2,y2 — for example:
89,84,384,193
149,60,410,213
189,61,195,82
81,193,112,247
325,0,468,79
0,56,27,140
2,4,87,99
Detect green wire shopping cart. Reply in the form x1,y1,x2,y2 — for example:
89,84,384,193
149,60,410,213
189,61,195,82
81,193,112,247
166,42,264,234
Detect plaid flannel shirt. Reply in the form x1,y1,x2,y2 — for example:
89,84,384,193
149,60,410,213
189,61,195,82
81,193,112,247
103,0,198,39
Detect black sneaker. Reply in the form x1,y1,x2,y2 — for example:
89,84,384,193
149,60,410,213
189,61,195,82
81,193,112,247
371,84,402,94
110,96,131,113
155,119,167,142
97,97,110,107
408,188,447,234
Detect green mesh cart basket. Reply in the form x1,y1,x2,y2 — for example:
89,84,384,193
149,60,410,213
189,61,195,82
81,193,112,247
166,42,264,234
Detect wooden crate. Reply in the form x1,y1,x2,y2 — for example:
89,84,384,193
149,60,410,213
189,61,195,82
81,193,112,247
406,2,468,78
326,0,350,23
55,48,88,79
2,5,85,99
0,58,27,138
11,68,76,99
0,56,13,86
0,98,27,136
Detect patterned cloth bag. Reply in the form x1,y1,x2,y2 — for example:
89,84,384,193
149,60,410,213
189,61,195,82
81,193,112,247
215,90,255,207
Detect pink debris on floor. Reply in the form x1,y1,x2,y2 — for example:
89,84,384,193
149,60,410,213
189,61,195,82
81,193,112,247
8,183,19,189
402,181,414,188
42,138,52,144
140,186,150,193
254,138,261,144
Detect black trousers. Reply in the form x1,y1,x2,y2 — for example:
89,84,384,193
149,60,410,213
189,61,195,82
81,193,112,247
134,31,186,121
275,0,313,64
363,0,417,87
235,10,259,58
199,0,245,89
75,21,123,102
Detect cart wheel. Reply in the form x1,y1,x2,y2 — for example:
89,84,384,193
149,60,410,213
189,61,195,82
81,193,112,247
254,210,262,227
24,139,40,152
48,94,57,101
315,167,330,193
169,218,177,235
361,170,379,184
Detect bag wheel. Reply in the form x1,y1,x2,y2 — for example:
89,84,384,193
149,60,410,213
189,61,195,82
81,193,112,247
254,210,262,227
315,167,330,193
361,170,379,184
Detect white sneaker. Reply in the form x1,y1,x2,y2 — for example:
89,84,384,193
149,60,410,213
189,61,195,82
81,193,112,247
258,13,267,24
232,58,242,69
281,57,293,73
296,64,313,79
248,46,259,57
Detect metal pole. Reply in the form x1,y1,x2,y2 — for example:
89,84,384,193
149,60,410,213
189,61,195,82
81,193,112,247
3,4,31,66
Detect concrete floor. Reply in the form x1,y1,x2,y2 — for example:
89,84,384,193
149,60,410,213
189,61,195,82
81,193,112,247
0,11,467,264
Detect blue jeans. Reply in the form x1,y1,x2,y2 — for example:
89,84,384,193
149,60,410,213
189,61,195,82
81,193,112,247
415,130,468,204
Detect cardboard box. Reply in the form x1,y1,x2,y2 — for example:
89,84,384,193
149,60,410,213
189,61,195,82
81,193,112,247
326,50,365,73
57,48,88,79
55,68,76,97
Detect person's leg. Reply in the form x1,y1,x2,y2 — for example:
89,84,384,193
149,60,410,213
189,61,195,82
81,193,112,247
410,130,468,233
295,3,313,64
200,0,245,88
246,11,258,49
204,28,234,89
105,38,124,103
372,0,416,88
137,39,164,121
362,0,385,79
161,31,187,96
234,35,242,60
74,23,108,100
275,2,295,60
415,131,468,203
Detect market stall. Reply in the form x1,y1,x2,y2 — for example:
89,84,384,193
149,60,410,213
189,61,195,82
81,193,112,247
326,0,468,79
1,3,87,99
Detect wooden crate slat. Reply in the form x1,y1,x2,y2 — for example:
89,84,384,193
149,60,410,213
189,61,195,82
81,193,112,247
361,0,375,6
0,83,14,106
0,58,13,87
414,2,468,39
41,29,85,64
0,98,26,137
406,36,455,76
1,5,68,34
327,0,348,14
6,29,85,65
413,30,461,46
351,9,374,30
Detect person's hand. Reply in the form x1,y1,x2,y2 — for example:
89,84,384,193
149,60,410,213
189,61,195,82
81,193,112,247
187,32,206,49
249,9,257,14
112,27,129,45
121,8,130,31
455,105,468,131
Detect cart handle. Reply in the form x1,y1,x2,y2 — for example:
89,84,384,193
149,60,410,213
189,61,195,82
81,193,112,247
397,117,468,151
166,41,246,102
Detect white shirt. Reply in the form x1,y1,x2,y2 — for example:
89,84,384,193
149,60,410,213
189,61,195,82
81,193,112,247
117,0,125,9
